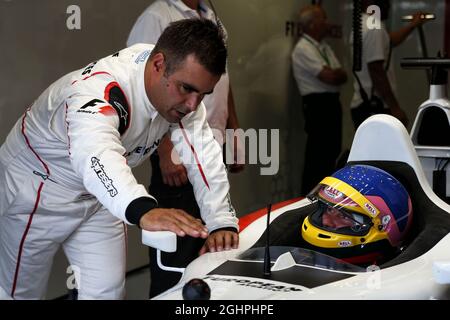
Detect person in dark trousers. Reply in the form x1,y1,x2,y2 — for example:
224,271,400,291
291,4,347,195
350,0,428,129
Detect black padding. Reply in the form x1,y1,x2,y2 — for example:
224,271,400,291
252,205,311,249
350,161,450,268
125,196,157,225
209,261,354,289
106,85,130,135
417,107,450,146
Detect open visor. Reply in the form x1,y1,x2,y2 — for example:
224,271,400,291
307,177,377,236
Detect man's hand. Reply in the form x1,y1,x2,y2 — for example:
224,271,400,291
139,208,208,238
199,230,239,255
228,163,245,173
158,135,188,187
410,12,429,28
159,155,188,187
391,12,431,47
225,86,245,174
228,134,245,173
318,66,347,86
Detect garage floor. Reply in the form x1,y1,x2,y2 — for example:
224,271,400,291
125,267,151,300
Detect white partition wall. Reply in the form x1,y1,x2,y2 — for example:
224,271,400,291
214,0,309,212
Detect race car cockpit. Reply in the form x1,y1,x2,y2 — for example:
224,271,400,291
248,115,450,270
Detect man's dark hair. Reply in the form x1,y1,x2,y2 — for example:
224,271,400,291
151,18,227,77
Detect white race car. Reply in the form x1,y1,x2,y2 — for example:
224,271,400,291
143,115,450,300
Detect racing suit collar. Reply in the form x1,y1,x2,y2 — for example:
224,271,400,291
137,47,159,122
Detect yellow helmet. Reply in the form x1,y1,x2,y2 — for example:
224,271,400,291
301,165,412,265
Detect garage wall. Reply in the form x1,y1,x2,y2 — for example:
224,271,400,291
0,0,154,299
335,0,447,138
215,0,306,213
390,0,447,122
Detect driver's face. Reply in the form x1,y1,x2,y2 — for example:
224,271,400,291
322,207,355,229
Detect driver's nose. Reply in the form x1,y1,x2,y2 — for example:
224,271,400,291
322,214,335,228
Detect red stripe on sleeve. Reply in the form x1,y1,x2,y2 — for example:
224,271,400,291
179,122,210,190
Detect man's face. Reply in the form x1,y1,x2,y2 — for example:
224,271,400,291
322,207,356,230
147,54,220,123
315,8,330,39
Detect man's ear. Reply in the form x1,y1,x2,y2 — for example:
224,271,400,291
151,52,165,73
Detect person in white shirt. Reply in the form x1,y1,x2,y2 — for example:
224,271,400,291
0,19,238,300
127,0,243,297
350,0,428,129
291,4,347,195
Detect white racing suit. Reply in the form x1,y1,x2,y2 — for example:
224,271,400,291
0,44,238,299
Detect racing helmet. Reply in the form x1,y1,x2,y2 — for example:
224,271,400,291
301,164,413,264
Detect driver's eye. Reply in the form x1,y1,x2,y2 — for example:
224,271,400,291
337,212,348,220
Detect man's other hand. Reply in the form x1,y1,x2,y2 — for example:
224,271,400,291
199,230,239,255
158,135,188,187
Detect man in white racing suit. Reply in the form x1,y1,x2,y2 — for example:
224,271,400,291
127,0,244,298
0,19,239,299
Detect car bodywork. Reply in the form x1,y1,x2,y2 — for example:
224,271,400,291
148,115,450,300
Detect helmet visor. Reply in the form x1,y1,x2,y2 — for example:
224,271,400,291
307,181,375,236
309,200,373,236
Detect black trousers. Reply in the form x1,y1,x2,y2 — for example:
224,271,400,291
351,100,390,130
148,153,205,298
301,92,342,195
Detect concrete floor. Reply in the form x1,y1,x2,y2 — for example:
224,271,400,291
125,267,151,300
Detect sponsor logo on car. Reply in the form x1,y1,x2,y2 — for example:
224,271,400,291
204,275,302,292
